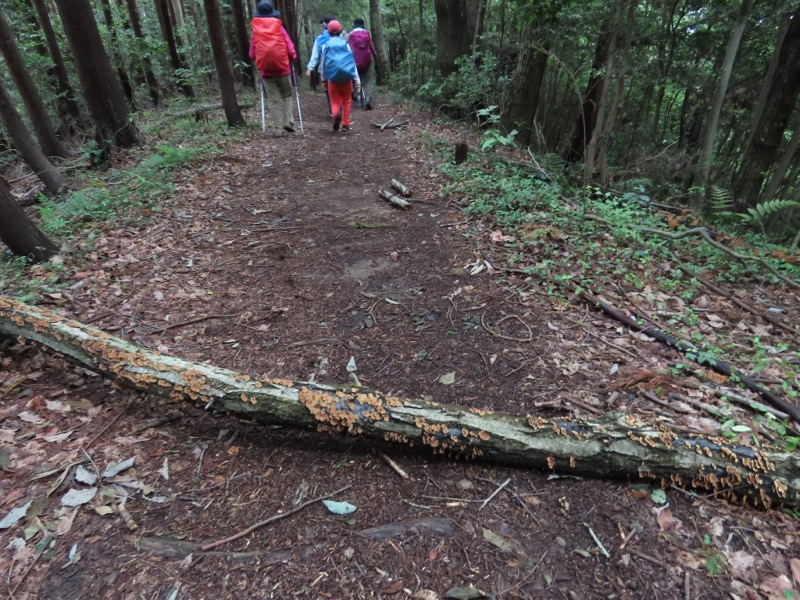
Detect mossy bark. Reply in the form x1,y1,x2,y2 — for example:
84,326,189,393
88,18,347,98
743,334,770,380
1,295,797,509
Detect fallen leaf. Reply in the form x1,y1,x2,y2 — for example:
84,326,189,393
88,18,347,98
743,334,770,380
18,411,45,424
382,581,404,595
656,508,673,532
61,488,97,507
322,499,357,515
445,586,488,600
482,527,514,553
438,372,456,385
0,501,33,529
727,550,756,580
102,456,135,478
75,465,98,485
790,558,800,587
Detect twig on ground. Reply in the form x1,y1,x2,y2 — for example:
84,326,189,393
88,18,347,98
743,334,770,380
199,485,352,552
380,453,410,479
678,266,798,338
134,410,184,433
85,397,136,449
642,227,800,289
479,477,511,510
585,523,610,558
639,389,693,414
288,338,342,348
713,388,790,420
480,313,533,342
156,314,238,334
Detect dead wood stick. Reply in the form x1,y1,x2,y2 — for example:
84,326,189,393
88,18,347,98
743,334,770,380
390,179,413,197
479,477,511,510
133,410,184,433
379,189,411,210
641,227,800,289
528,271,800,425
380,453,410,479
677,266,798,337
156,314,238,333
198,485,352,551
639,389,693,414
713,388,790,420
379,115,396,130
3,295,799,508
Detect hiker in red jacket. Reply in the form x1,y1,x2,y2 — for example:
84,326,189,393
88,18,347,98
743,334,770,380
249,1,297,135
321,20,360,132
348,18,379,109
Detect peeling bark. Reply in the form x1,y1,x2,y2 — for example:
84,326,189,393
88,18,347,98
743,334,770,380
0,296,797,509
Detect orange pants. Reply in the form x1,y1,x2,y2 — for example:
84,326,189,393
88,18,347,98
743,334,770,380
328,81,353,127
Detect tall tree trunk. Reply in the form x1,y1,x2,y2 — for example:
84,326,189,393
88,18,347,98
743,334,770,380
123,0,161,106
584,1,623,183
274,0,300,71
731,9,800,208
98,0,137,108
0,178,59,262
56,0,144,149
202,0,245,127
434,0,482,77
760,119,800,204
564,28,612,164
154,0,195,98
501,29,548,147
692,0,754,199
230,0,255,87
27,0,83,130
0,78,67,195
370,0,391,84
0,8,68,159
186,0,211,83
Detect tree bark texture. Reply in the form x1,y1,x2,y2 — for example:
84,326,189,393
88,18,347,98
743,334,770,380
501,29,548,147
692,0,754,197
0,78,67,195
55,0,143,148
98,0,137,107
0,180,59,262
123,0,161,106
369,0,391,85
564,28,612,163
202,0,245,127
434,0,482,77
0,8,69,159
230,0,255,87
731,9,800,207
153,0,195,98
273,0,300,72
27,0,83,129
0,296,797,509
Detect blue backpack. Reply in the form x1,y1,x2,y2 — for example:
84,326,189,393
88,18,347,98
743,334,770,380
323,37,356,84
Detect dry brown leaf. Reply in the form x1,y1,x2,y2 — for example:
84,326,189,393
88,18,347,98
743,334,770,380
382,580,404,595
656,508,673,532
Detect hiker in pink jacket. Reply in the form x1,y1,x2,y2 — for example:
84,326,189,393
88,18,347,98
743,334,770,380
249,1,297,134
347,18,379,109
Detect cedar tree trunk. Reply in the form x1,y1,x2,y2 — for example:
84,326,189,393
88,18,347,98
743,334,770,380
0,296,797,509
0,179,59,262
98,0,137,107
501,29,549,147
123,0,161,106
154,0,195,98
55,0,143,148
230,0,255,87
202,0,245,127
434,0,482,77
0,78,67,195
731,9,800,207
0,8,69,158
369,0,391,84
27,0,83,130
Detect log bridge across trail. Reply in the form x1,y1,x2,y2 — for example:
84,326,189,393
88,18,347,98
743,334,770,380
1,295,797,509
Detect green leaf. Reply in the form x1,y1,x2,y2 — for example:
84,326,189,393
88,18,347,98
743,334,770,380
650,488,667,504
322,500,357,515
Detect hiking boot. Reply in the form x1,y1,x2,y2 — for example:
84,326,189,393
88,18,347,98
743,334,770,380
333,113,341,132
341,125,350,132
284,125,296,133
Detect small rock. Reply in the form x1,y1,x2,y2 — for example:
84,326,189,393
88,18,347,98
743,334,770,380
364,317,374,328
555,536,566,548
390,251,399,261
455,479,473,491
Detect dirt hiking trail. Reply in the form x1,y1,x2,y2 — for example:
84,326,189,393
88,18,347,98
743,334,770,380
1,89,798,600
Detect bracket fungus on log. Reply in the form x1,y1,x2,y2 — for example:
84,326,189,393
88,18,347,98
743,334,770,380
1,295,798,509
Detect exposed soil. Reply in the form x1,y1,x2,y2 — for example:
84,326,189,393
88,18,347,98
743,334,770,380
1,89,799,600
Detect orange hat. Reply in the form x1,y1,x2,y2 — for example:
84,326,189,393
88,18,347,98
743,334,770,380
327,20,342,34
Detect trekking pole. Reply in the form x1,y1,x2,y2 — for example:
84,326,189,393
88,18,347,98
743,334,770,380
291,65,304,134
259,76,266,134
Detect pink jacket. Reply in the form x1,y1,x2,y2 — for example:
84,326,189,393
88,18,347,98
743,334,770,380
249,22,297,77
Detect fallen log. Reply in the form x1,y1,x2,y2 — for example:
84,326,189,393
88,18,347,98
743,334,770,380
379,189,411,210
1,295,797,508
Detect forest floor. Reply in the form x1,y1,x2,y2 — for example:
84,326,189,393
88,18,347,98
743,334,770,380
1,88,800,600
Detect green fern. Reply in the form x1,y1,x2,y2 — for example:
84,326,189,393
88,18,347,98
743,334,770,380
740,199,800,224
710,185,734,214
